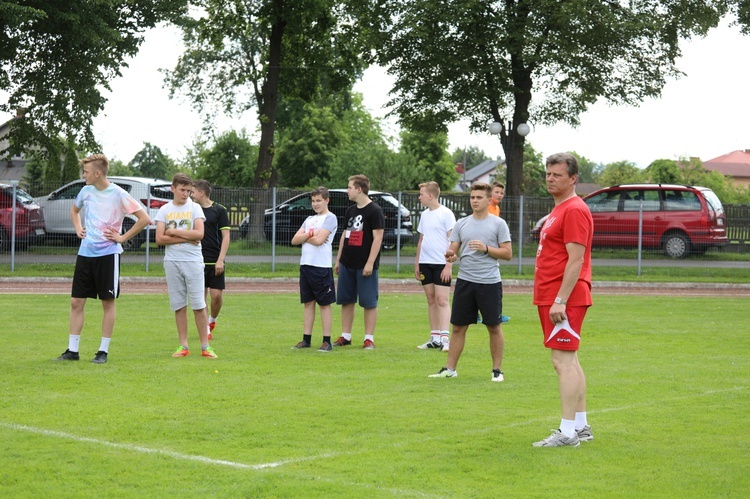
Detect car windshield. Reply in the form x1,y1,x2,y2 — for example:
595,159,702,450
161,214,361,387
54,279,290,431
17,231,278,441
3,186,35,204
701,189,724,215
378,194,409,215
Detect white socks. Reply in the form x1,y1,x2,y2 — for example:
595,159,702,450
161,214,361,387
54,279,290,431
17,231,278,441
575,411,588,430
68,334,81,352
99,337,111,353
559,419,576,438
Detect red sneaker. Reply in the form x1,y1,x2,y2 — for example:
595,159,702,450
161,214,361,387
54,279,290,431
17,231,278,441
333,336,352,347
363,339,375,350
209,322,216,332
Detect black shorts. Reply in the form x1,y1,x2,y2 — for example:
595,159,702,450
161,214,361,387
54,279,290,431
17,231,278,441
300,265,336,306
204,264,226,290
450,279,503,326
71,254,121,300
418,263,451,287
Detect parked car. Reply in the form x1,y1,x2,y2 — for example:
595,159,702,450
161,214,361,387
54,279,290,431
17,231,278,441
0,183,46,251
531,184,728,258
240,189,415,249
34,176,173,250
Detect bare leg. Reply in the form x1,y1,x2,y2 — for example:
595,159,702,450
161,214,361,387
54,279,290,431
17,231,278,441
446,325,468,370
341,303,355,334
319,304,332,337
434,285,451,331
101,298,116,339
175,306,189,347
423,283,438,330
303,301,316,335
487,324,504,370
195,308,209,345
209,288,223,318
551,349,586,420
363,306,378,336
69,297,86,335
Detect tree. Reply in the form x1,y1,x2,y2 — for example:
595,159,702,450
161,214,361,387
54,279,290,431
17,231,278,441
357,1,725,197
166,0,366,191
128,143,175,179
22,151,45,195
107,159,134,177
0,1,188,155
451,145,491,171
647,159,682,183
399,129,458,191
571,152,603,184
43,142,61,186
196,130,257,187
520,143,547,197
61,138,79,183
599,161,645,186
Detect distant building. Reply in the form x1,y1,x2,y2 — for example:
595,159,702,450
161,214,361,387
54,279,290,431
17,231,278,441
703,150,750,188
455,159,503,192
0,118,29,183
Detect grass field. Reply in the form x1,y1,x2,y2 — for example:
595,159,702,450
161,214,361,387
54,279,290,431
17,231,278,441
1,292,748,497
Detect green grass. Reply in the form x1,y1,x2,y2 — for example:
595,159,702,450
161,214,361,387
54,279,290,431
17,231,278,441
1,292,748,497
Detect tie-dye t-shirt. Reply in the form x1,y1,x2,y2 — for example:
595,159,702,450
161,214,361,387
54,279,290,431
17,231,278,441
75,183,143,257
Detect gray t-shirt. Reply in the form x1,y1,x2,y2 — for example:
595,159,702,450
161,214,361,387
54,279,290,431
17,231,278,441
450,214,511,284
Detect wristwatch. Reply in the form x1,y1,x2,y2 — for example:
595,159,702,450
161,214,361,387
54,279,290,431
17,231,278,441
554,297,567,305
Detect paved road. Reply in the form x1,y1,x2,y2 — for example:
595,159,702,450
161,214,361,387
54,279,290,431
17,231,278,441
2,252,748,269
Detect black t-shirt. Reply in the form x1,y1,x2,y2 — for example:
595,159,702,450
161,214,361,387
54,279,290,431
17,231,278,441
340,201,385,269
201,202,231,263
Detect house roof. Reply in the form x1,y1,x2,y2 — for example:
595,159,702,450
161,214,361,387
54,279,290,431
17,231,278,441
703,150,750,179
462,159,502,181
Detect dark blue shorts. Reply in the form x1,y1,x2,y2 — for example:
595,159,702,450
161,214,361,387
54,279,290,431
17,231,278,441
300,265,336,306
336,263,379,308
450,279,503,326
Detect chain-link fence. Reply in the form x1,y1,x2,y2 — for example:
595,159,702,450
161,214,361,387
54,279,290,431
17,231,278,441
2,183,749,275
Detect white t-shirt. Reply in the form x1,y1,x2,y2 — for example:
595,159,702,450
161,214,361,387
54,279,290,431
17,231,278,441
300,212,338,268
417,205,456,264
155,199,205,262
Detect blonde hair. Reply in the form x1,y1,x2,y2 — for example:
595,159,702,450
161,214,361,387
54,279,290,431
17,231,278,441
81,153,109,176
419,181,440,197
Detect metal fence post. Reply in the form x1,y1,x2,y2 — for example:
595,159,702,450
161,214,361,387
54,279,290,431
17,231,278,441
271,187,277,272
10,180,18,272
145,184,152,272
517,195,524,275
637,200,643,276
396,190,402,273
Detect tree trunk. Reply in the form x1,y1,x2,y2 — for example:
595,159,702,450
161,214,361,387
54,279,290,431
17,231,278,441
248,0,285,244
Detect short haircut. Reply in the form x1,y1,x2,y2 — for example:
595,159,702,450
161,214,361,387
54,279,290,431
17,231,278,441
310,186,329,199
418,181,440,197
81,153,109,176
194,179,212,197
491,181,505,190
172,172,193,187
546,152,579,178
348,174,370,195
470,182,492,197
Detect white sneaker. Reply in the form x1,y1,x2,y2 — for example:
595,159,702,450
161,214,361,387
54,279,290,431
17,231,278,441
576,425,594,441
532,429,580,447
491,369,504,382
417,340,443,350
428,367,457,378
441,342,450,352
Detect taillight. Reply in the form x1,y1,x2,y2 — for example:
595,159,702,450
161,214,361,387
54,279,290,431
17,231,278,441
142,199,168,209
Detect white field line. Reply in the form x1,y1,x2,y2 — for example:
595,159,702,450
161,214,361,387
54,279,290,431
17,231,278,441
0,422,340,470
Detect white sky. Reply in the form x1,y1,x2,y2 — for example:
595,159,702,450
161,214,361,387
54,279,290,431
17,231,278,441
5,18,750,169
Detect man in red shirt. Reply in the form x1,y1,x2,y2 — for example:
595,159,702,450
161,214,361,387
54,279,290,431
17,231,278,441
532,153,594,448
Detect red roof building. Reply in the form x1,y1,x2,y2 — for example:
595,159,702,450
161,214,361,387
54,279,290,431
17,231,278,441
703,150,750,188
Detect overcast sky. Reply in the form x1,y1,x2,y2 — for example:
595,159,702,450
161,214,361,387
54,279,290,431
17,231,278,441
5,18,750,169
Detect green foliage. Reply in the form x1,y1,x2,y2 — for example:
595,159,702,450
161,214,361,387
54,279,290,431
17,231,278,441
128,143,175,180
356,0,725,195
520,142,547,196
571,152,604,184
599,160,645,186
451,145,491,170
61,137,79,183
43,142,61,186
646,158,682,183
21,151,45,195
1,292,748,496
399,129,458,191
195,130,257,188
107,159,135,177
0,1,189,155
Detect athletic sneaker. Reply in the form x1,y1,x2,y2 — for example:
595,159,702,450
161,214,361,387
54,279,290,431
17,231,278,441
491,369,504,382
363,339,375,350
428,367,457,378
441,342,450,352
333,336,352,347
201,346,218,359
92,351,108,364
172,346,190,358
209,321,216,332
577,425,594,441
292,341,311,349
207,326,213,341
318,341,332,352
417,340,442,350
501,315,511,323
55,349,79,361
532,429,580,447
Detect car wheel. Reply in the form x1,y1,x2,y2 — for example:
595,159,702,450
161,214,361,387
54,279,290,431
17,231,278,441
663,232,690,258
120,218,144,251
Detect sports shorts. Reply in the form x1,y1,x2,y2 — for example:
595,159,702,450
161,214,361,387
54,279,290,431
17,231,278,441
537,305,589,351
418,263,451,287
164,260,206,311
450,279,503,326
336,263,379,308
300,265,336,306
71,253,121,300
204,264,226,290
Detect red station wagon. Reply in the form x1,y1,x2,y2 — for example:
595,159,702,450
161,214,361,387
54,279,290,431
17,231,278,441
533,184,728,258
0,183,46,251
